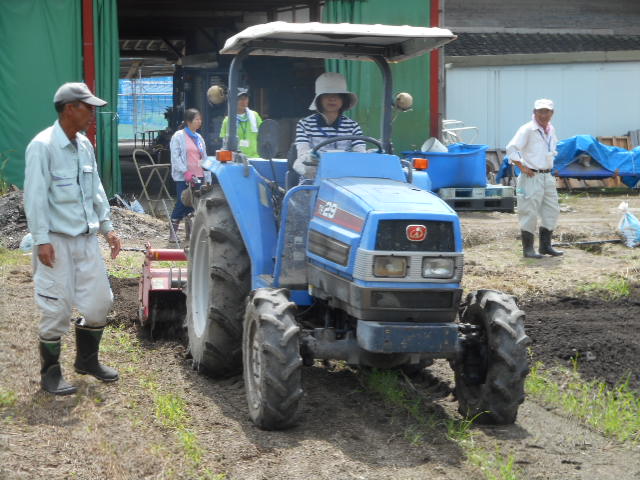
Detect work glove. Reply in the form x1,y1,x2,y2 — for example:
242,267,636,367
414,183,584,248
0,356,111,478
293,143,319,178
293,152,318,178
184,171,194,183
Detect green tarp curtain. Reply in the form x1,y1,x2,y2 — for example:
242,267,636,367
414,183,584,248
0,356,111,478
323,0,431,153
0,0,82,190
94,0,121,196
0,0,120,196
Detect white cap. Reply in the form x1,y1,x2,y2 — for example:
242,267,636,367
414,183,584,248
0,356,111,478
534,98,554,110
53,82,107,106
309,72,358,111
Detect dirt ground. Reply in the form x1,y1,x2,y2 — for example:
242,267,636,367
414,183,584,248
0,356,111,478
2,191,640,479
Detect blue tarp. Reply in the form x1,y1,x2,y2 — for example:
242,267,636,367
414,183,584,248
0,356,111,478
496,135,640,187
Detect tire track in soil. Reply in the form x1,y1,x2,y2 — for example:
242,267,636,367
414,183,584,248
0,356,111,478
2,267,640,479
110,277,640,480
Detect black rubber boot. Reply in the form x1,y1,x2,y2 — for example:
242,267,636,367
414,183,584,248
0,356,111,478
40,338,77,395
521,230,542,259
74,322,119,382
539,227,564,256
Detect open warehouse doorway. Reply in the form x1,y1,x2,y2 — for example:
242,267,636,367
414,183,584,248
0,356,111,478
117,0,325,195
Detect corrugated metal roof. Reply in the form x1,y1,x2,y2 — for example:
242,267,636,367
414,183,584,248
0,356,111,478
446,33,640,56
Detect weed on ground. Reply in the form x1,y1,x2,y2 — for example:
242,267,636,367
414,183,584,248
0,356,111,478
362,369,523,480
0,247,30,268
526,360,640,443
576,275,632,300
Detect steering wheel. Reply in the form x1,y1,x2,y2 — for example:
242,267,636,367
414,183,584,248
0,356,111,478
305,135,384,165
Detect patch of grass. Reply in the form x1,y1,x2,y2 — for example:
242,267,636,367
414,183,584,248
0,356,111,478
155,393,188,429
156,260,187,268
0,247,30,267
404,424,424,446
446,416,520,480
139,379,224,477
0,389,17,408
577,275,631,300
178,428,204,464
107,251,187,279
362,369,522,480
468,448,519,480
526,361,640,443
107,251,142,278
101,324,143,362
446,416,474,443
154,393,205,464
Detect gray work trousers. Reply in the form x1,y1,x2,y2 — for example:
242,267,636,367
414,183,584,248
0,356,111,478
516,172,560,234
33,233,113,340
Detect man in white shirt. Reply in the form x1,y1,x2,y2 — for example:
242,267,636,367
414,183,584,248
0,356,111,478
506,98,563,258
24,83,122,395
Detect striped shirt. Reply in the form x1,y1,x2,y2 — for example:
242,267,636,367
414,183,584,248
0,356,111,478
295,113,365,152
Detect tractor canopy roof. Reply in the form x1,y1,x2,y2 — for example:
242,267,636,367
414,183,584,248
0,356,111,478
220,21,456,62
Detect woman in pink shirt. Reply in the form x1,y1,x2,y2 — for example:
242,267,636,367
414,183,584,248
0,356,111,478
169,108,207,242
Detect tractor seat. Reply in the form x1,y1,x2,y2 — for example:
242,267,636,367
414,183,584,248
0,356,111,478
285,143,300,190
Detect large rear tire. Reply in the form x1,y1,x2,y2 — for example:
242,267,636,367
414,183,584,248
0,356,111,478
243,288,303,430
453,290,530,424
185,185,250,377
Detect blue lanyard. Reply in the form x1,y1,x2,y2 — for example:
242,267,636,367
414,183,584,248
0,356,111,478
537,129,552,152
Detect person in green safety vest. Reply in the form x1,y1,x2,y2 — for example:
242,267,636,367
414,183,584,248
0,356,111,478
220,88,263,158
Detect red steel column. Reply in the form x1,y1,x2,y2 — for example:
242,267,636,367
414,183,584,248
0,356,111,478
429,0,443,139
82,0,96,145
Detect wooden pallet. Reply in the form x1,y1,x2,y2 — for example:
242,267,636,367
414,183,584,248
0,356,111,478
597,135,632,150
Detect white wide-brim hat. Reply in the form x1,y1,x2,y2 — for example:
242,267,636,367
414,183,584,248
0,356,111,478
309,72,358,111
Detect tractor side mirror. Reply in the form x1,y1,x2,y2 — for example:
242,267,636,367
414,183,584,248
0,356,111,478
394,92,413,111
258,119,280,160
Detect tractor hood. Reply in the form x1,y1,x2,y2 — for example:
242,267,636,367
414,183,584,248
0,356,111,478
327,177,454,216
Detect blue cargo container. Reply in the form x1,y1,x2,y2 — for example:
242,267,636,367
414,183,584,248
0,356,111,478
403,143,488,191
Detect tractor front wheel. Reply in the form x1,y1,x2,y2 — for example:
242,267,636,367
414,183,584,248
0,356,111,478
243,288,303,430
453,290,530,424
185,186,250,377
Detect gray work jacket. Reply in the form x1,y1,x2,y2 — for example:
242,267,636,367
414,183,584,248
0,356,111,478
24,120,113,245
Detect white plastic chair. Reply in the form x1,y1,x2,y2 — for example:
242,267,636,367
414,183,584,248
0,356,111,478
442,119,479,145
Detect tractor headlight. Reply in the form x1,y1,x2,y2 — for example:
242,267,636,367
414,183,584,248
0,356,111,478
373,256,408,278
422,257,455,279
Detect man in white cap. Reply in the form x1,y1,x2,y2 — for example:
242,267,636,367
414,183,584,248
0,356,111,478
293,72,366,178
506,98,563,259
23,82,122,395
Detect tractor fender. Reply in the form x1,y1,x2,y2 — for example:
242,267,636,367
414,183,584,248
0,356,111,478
207,160,278,286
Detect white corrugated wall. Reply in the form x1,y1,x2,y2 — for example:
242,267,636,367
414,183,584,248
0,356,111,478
445,61,640,149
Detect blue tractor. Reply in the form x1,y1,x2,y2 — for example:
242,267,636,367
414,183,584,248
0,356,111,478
185,22,530,430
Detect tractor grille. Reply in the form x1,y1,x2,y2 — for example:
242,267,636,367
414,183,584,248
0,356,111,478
375,220,454,252
370,290,455,309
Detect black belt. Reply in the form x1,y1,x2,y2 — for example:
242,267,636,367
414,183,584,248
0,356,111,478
530,168,551,173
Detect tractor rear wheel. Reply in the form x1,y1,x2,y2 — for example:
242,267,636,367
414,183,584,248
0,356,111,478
185,185,250,377
243,288,303,430
453,290,530,424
